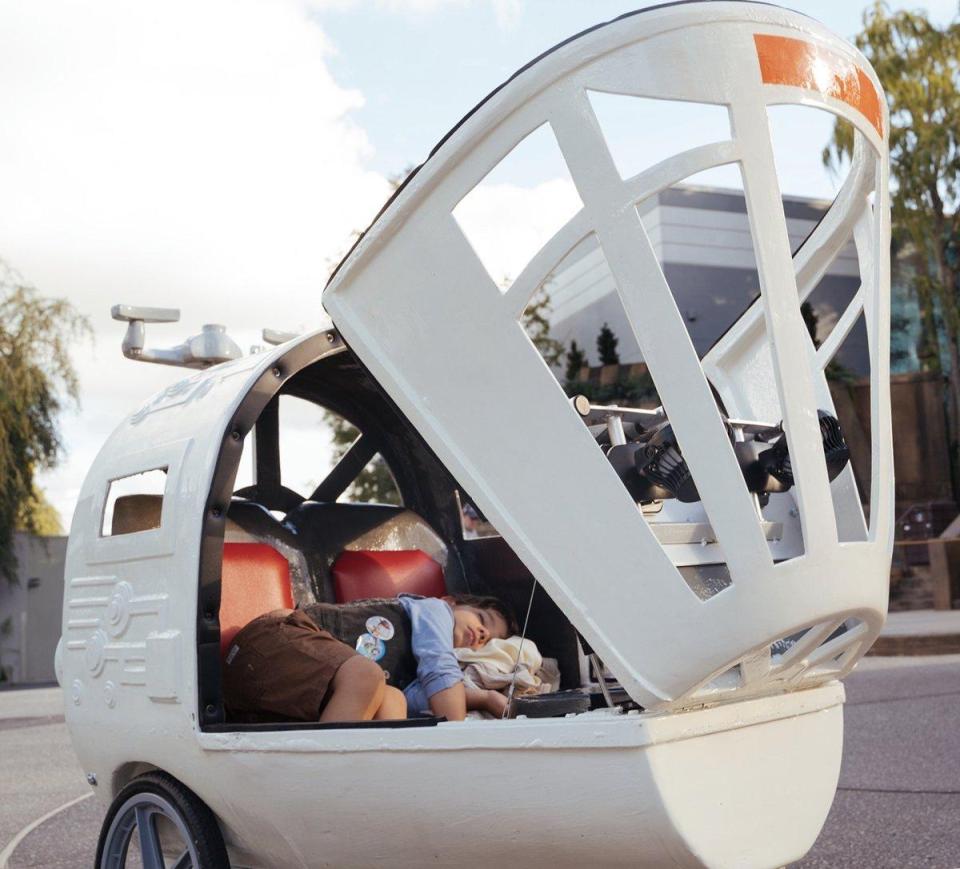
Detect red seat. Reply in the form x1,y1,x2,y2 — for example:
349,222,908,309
332,550,446,602
220,542,293,656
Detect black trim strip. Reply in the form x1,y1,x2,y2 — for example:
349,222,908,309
197,333,346,729
254,396,281,501
204,716,443,733
309,432,377,502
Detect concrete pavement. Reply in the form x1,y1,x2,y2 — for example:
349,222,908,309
0,685,91,863
797,654,960,868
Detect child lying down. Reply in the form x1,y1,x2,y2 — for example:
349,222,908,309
222,593,519,723
456,636,561,716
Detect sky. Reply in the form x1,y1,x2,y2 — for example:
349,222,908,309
1,0,957,529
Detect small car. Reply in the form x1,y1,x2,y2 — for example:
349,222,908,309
58,3,893,867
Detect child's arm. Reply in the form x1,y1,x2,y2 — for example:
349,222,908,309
402,597,469,719
428,683,467,720
430,685,507,719
465,686,507,717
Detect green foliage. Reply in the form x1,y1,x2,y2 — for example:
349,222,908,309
0,265,89,582
824,4,960,367
564,340,587,382
824,359,859,385
596,322,620,366
800,301,821,349
15,486,63,536
565,372,660,408
520,286,564,368
325,412,401,506
824,3,960,492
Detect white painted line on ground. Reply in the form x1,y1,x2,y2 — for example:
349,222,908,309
0,791,94,869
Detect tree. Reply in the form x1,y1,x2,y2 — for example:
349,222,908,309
0,264,89,581
596,322,620,366
16,486,63,536
565,340,587,382
801,301,820,349
520,285,564,368
326,413,401,506
823,3,960,481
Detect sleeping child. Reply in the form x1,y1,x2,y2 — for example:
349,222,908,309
222,593,518,723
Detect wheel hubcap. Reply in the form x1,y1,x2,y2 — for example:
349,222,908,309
101,792,199,869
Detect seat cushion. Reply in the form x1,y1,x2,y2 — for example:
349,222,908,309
332,550,446,603
220,542,294,656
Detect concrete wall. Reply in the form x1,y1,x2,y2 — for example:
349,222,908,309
0,533,66,684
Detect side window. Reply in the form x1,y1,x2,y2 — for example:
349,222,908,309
101,468,167,536
277,395,401,506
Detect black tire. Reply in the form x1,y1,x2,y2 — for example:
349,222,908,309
95,770,230,869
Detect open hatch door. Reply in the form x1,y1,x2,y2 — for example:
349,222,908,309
323,2,893,710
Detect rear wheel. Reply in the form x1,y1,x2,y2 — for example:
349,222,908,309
95,771,229,869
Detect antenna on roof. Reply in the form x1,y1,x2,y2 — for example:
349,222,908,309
111,304,243,369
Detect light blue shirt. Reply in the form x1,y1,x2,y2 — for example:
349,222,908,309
398,595,463,715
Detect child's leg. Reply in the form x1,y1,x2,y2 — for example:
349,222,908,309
320,656,386,722
373,686,407,720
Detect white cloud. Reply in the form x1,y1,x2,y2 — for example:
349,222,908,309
454,178,582,286
492,0,523,31
0,0,391,527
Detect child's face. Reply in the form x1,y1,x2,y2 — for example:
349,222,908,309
450,604,509,650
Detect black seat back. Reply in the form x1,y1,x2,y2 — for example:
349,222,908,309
283,501,449,602
227,500,315,604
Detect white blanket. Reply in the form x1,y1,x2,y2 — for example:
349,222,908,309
455,636,561,697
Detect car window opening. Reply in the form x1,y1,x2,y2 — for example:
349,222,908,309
207,349,623,732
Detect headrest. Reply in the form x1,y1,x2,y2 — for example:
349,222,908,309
111,494,162,535
220,542,293,655
285,502,448,566
284,502,449,601
332,550,446,602
227,499,316,605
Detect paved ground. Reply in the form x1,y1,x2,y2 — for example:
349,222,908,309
796,654,960,868
0,686,92,867
2,656,959,868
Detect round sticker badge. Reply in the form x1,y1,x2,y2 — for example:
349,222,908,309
355,633,386,662
366,616,395,641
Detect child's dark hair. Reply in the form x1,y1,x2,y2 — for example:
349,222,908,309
448,594,520,637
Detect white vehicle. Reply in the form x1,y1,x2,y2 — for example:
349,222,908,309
58,3,892,867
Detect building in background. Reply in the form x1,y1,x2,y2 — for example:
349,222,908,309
0,533,66,684
547,184,873,375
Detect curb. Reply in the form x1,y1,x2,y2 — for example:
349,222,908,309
868,634,960,656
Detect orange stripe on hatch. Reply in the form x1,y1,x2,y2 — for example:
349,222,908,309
753,33,884,138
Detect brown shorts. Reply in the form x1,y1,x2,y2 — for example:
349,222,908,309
222,608,358,722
